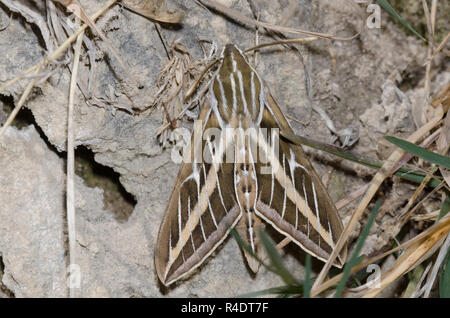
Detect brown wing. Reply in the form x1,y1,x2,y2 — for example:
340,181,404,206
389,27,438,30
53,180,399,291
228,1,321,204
253,93,347,267
155,103,241,286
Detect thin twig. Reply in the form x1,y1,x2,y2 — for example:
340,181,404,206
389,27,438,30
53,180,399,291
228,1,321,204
362,217,450,297
423,232,450,297
0,0,119,96
0,0,118,141
199,0,364,41
430,32,449,60
183,58,219,102
430,0,437,35
398,165,440,220
243,37,318,53
410,262,432,297
0,68,41,139
422,0,433,99
311,214,450,296
311,106,445,294
66,27,84,298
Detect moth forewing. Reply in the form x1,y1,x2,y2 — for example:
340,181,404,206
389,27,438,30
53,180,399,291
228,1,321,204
155,44,347,287
255,94,347,267
155,100,241,286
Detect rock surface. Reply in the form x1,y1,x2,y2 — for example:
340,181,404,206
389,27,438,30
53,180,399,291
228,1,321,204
0,0,446,297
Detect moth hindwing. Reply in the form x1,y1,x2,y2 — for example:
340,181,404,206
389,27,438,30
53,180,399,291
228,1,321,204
155,43,347,286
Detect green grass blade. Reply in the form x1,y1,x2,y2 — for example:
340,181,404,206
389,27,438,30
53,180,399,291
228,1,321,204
258,229,300,286
437,194,450,222
237,285,303,298
304,254,311,298
280,131,383,169
385,136,450,169
402,265,425,298
232,228,296,279
334,200,383,297
399,172,442,188
439,248,450,298
376,0,426,41
233,228,304,298
231,229,268,269
280,131,442,187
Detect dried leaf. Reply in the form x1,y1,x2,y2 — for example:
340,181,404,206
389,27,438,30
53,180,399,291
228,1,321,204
121,0,184,24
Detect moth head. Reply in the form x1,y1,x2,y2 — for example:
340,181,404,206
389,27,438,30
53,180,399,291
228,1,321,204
223,43,240,56
221,43,248,74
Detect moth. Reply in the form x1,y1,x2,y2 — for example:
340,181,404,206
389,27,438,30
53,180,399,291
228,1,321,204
155,44,347,286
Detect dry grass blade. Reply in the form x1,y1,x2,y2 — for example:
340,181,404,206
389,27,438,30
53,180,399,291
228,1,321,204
362,217,450,297
421,0,434,98
0,0,119,96
405,264,429,297
66,28,84,298
199,0,363,41
311,106,445,293
152,40,219,144
397,165,439,221
421,0,433,39
430,0,437,35
431,84,449,113
0,68,41,139
334,200,382,297
430,32,450,61
243,0,360,146
242,37,318,53
0,0,119,142
183,58,219,102
412,209,440,222
403,181,445,222
311,214,450,297
335,185,369,210
52,0,131,78
423,233,450,297
121,0,185,23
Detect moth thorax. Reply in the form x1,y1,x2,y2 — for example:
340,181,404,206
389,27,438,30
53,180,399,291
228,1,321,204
235,133,257,212
212,44,264,126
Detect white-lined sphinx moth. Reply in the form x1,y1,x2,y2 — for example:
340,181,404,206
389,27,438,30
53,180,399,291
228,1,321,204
155,44,347,286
